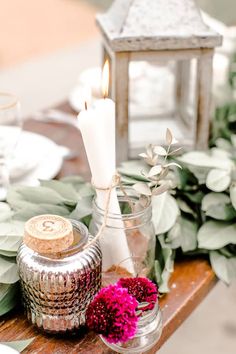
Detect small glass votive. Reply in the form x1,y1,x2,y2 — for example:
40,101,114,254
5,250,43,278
17,215,102,333
101,256,163,353
101,302,162,354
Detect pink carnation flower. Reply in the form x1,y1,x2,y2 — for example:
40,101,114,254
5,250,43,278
117,277,158,311
86,284,138,344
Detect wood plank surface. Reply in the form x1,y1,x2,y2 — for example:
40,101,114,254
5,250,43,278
0,103,217,353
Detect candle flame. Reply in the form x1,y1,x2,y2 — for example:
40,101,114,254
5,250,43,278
102,60,109,98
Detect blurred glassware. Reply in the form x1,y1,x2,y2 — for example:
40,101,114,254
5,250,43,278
0,92,22,200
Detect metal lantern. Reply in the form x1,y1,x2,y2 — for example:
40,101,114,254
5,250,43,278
96,0,222,162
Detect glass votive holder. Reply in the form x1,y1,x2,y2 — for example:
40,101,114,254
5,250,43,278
100,301,162,354
101,255,163,353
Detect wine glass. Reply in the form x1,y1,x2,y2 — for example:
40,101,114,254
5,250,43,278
0,93,22,200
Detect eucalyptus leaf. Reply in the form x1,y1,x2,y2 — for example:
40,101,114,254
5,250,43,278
0,202,11,213
152,184,169,196
210,250,236,285
7,186,66,208
211,147,232,159
182,165,210,184
0,338,35,352
206,169,231,192
0,250,18,257
69,197,93,220
167,217,197,252
119,161,149,182
176,168,198,190
202,192,236,221
0,256,19,284
219,247,235,258
158,247,175,293
60,176,92,196
166,128,173,145
231,134,236,147
0,283,19,316
177,199,195,216
153,146,167,156
40,179,78,203
178,151,233,184
148,165,162,177
60,175,85,184
13,203,70,221
158,234,172,249
152,193,179,235
153,260,162,284
230,183,236,210
215,138,232,151
133,182,152,196
0,221,24,239
179,151,232,170
139,153,148,159
202,193,230,211
0,203,13,222
121,175,140,185
185,191,204,204
0,235,22,253
166,222,181,249
76,183,95,198
164,162,182,169
205,203,236,221
198,221,236,250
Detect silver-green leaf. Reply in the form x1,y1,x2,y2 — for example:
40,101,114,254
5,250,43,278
198,221,236,250
152,193,179,235
0,257,19,284
0,338,35,353
210,251,236,285
230,183,236,210
206,169,231,192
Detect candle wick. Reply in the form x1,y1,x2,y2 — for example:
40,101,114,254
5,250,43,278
84,101,88,110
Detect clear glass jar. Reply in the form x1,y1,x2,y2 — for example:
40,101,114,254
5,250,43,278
89,188,156,280
100,302,162,354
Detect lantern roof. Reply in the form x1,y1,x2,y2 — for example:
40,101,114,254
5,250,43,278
96,0,222,52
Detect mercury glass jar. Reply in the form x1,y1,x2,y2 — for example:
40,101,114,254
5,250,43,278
17,216,102,333
90,188,156,280
101,302,162,354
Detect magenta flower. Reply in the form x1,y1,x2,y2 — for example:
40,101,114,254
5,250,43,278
86,284,138,344
117,277,158,310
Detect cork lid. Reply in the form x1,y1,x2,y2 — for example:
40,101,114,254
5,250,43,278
24,214,74,254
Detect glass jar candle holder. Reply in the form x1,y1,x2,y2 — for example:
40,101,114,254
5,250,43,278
89,187,156,283
17,218,102,333
101,302,162,354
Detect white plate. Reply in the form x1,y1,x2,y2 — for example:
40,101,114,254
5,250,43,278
12,131,63,186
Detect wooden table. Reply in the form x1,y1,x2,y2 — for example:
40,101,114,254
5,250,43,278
0,103,217,353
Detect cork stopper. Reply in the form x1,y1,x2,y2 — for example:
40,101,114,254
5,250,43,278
24,215,74,254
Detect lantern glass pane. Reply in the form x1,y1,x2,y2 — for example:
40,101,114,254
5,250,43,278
128,59,197,157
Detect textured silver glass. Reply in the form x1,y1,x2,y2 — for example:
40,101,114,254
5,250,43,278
17,220,102,333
